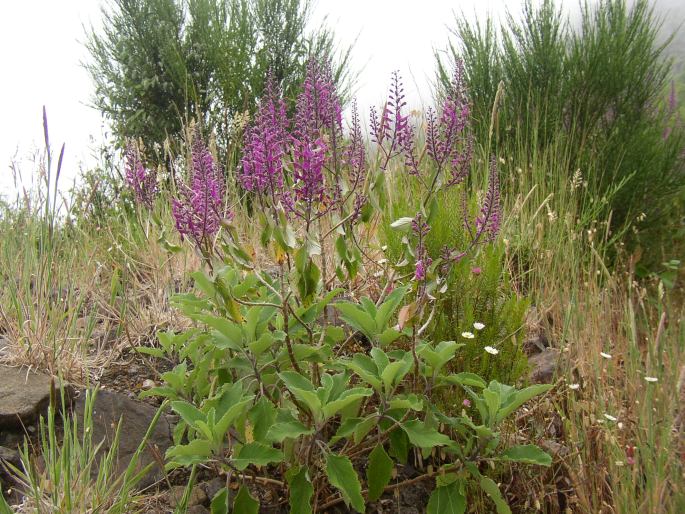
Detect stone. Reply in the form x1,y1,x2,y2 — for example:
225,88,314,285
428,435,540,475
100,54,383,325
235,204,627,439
523,306,551,354
168,484,208,508
73,389,173,489
0,445,21,481
186,506,210,514
0,365,70,429
528,348,560,384
201,477,225,503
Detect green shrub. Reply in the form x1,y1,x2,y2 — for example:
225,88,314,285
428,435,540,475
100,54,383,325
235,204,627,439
437,0,685,254
85,0,354,159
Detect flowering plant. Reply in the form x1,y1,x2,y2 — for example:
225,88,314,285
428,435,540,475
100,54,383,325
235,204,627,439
139,59,549,513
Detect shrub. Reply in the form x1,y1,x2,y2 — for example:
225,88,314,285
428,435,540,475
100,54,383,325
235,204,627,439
437,0,685,254
84,0,354,161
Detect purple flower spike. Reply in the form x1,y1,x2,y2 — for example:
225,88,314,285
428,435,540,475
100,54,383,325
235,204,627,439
241,77,288,195
125,142,157,208
426,60,473,185
172,132,228,247
292,137,328,208
294,58,343,141
475,157,501,242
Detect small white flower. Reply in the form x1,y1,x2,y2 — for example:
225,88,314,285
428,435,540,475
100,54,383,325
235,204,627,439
644,376,658,383
604,413,618,422
461,331,475,339
484,346,499,355
473,322,485,331
600,352,612,360
569,383,580,390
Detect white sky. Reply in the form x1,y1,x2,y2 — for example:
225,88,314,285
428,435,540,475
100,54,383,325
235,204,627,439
0,0,517,198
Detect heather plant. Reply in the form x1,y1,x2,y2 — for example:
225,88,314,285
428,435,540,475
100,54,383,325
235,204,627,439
132,62,553,513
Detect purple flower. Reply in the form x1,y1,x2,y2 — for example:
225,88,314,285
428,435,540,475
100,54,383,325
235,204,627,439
344,100,367,187
474,157,501,242
294,59,342,141
241,79,288,195
426,60,473,186
124,142,157,208
172,132,228,247
292,137,328,208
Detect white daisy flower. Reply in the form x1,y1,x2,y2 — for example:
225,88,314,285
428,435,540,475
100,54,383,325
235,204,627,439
569,383,580,390
473,322,485,331
484,346,499,355
600,352,612,359
461,331,475,339
604,413,618,422
644,376,658,383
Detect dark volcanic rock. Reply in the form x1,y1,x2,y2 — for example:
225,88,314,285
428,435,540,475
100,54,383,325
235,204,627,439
528,348,560,384
0,365,70,429
74,389,173,489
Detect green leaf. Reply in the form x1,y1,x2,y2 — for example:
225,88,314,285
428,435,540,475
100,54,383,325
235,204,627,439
483,388,501,425
248,398,277,442
286,466,313,514
353,415,378,444
444,372,487,388
375,286,408,329
170,401,204,427
466,463,512,514
322,388,373,420
333,302,378,339
380,353,414,394
196,314,243,349
191,271,216,297
378,327,402,346
325,454,365,513
233,442,284,471
427,481,466,514
367,445,393,501
496,384,552,423
233,485,259,514
344,354,382,391
210,488,229,514
499,445,552,466
165,439,213,467
401,420,453,449
266,421,314,443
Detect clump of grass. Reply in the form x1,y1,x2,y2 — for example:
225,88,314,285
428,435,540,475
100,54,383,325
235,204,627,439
3,388,166,513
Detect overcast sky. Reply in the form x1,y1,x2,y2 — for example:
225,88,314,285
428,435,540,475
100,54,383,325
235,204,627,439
1,0,681,199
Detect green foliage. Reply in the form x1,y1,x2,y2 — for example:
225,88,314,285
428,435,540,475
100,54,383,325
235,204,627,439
146,263,550,512
85,0,354,156
438,0,685,252
383,182,529,385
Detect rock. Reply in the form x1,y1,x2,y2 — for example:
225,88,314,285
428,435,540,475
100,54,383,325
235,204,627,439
523,306,551,354
141,379,156,390
186,506,210,514
0,445,21,482
168,484,208,508
0,365,71,429
539,439,570,458
73,389,173,489
201,477,225,503
528,348,560,384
